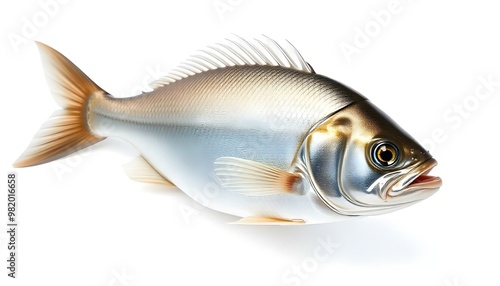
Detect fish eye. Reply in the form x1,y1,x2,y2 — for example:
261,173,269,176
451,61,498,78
371,141,399,167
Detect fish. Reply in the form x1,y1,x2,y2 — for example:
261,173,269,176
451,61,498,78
13,36,442,225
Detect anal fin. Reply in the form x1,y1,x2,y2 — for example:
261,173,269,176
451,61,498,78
123,156,175,187
232,216,305,225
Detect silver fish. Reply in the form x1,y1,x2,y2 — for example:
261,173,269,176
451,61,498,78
14,37,442,224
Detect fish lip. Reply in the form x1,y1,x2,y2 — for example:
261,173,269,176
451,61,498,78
387,158,442,198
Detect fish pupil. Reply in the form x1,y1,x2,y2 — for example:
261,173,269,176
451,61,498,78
380,148,394,162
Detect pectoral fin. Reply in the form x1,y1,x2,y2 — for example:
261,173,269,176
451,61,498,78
232,216,305,225
214,157,301,196
123,156,175,187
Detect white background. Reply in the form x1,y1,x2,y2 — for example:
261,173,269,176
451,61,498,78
1,0,499,285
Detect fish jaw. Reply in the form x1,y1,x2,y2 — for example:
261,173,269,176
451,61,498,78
385,158,442,199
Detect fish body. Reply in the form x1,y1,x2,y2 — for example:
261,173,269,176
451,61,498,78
14,38,442,224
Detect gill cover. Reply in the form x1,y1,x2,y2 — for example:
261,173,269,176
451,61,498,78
301,114,360,215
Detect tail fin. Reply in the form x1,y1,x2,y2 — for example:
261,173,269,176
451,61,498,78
13,42,106,168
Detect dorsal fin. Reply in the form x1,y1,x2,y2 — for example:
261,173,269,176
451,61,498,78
148,35,315,90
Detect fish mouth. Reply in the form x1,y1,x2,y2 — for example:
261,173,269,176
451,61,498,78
387,158,442,198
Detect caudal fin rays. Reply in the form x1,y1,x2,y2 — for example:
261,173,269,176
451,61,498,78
13,42,106,168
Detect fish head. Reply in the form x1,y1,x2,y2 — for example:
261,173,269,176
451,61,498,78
301,100,442,216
